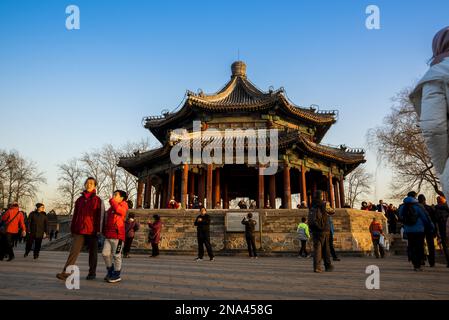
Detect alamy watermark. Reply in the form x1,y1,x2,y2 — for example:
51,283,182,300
365,265,380,289
65,5,80,30
169,121,279,175
365,5,380,30
65,265,80,290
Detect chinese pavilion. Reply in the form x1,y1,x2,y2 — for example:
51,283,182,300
119,61,365,210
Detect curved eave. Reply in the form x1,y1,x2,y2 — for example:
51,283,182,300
279,133,365,167
118,146,170,176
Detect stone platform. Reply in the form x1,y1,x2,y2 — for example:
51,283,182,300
1,248,448,300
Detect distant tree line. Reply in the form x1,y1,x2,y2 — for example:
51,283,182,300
0,150,46,209
55,140,151,214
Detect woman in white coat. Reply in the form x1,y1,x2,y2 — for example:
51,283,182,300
410,26,449,199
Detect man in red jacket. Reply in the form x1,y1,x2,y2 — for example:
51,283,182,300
102,190,128,283
57,177,104,281
1,203,26,261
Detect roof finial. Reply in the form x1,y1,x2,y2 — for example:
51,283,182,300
231,60,246,78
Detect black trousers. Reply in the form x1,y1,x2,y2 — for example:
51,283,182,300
197,233,214,259
0,233,10,259
0,233,16,259
388,223,397,234
407,232,425,269
329,233,338,259
123,237,134,256
245,234,257,257
299,240,308,256
25,235,43,257
151,242,159,257
312,232,332,271
425,232,435,266
372,238,385,258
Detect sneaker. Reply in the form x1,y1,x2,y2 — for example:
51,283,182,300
195,258,203,262
107,271,121,283
24,253,28,258
56,272,71,280
414,267,424,272
254,256,258,259
6,256,15,262
210,257,215,261
314,269,323,273
104,267,114,281
325,265,335,272
86,274,96,280
333,258,341,261
33,255,39,260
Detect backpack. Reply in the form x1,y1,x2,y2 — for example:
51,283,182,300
308,206,325,231
402,203,418,226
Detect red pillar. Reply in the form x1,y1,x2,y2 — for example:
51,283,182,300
189,171,195,208
300,165,307,207
223,179,229,209
206,164,213,209
145,176,152,209
198,169,205,207
334,178,340,209
136,180,144,209
283,163,291,209
269,174,276,209
328,171,335,208
339,175,346,207
214,168,221,208
181,164,189,209
258,167,265,209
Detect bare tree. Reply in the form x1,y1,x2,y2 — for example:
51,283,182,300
0,150,46,208
57,158,83,214
345,165,373,208
367,88,442,198
80,150,108,198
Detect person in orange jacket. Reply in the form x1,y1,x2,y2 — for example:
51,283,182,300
0,203,26,261
369,217,385,259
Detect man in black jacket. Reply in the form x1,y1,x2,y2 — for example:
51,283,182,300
418,194,437,267
25,203,48,259
435,196,449,267
194,207,214,261
242,213,258,258
308,190,335,273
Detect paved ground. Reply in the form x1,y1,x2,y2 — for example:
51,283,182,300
0,248,449,300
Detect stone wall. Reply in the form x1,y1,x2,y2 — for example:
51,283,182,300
129,208,388,256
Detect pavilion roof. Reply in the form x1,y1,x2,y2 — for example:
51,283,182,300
144,61,337,141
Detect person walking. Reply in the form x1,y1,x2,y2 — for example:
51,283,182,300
102,190,128,283
328,216,340,261
386,204,398,234
56,177,104,281
418,194,437,267
123,213,140,258
435,195,449,267
54,230,59,239
369,217,385,259
24,203,48,259
148,214,162,257
194,207,214,261
241,212,258,258
399,191,435,271
308,190,334,273
0,203,26,261
49,230,54,241
297,217,310,258
410,26,449,199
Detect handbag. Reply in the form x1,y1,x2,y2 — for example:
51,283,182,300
379,235,385,247
0,211,20,236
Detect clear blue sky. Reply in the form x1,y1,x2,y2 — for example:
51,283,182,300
0,0,448,208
